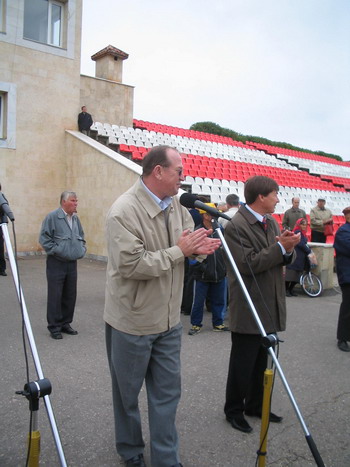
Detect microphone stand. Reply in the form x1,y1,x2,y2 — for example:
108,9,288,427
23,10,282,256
1,214,67,467
211,217,325,467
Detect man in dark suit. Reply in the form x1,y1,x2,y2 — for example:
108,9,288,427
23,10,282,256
224,176,300,433
78,106,93,135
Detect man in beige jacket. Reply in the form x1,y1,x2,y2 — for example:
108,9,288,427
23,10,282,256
104,145,221,467
310,198,333,243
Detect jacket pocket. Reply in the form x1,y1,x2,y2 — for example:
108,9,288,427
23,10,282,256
53,235,86,260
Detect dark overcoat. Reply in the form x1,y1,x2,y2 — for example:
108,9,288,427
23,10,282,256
334,222,350,285
224,205,295,335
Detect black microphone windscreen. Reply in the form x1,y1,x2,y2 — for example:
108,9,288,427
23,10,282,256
179,193,198,209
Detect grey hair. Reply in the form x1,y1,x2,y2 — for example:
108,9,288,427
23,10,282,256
60,191,77,204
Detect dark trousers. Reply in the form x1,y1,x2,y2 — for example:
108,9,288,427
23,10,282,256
311,230,326,243
337,284,350,341
46,255,77,332
224,333,267,418
181,260,196,315
0,228,6,272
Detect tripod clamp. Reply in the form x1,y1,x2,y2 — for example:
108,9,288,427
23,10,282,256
16,378,52,412
261,333,278,349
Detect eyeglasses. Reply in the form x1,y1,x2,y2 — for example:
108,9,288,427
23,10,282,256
162,166,183,177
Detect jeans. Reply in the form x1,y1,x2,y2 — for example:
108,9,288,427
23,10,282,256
190,278,226,327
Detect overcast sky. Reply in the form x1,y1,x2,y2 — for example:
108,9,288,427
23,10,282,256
81,0,350,161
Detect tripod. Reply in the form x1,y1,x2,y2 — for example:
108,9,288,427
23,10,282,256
213,218,325,466
1,213,67,467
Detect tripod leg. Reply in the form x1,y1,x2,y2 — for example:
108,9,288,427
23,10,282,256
258,367,274,467
3,221,67,467
27,410,40,467
27,430,41,467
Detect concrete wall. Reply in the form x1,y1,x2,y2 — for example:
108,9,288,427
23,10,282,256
0,0,135,254
65,131,140,257
309,243,335,289
0,0,82,252
80,75,134,128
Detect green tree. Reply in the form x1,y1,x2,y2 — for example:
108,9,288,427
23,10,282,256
189,121,343,161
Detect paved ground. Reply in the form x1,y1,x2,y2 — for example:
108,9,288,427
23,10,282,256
0,256,349,467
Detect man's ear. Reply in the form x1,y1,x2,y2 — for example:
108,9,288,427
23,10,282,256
153,165,162,180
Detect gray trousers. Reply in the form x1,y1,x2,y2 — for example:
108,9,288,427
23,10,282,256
105,322,182,467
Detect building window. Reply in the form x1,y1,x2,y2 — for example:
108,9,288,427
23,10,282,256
0,92,4,139
0,0,6,34
23,0,64,47
0,83,16,149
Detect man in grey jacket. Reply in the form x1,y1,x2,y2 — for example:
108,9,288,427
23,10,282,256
39,191,86,339
104,145,221,467
282,197,306,231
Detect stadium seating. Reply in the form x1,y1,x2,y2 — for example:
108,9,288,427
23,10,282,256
89,119,350,218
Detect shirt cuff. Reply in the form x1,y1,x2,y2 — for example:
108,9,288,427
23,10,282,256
278,242,292,256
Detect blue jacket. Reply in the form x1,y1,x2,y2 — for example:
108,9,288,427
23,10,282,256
39,208,86,261
334,222,350,285
286,230,311,272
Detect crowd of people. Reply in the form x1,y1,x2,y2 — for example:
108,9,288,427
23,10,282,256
1,145,349,466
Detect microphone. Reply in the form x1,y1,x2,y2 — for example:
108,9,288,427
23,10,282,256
0,191,15,221
180,193,231,221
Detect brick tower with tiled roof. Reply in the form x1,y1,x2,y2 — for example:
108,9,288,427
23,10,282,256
91,45,129,83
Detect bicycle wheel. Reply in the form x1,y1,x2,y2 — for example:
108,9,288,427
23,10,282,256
300,272,323,297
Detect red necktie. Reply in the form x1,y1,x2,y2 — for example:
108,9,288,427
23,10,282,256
262,216,267,232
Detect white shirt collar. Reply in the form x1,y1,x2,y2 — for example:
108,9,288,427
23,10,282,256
141,179,172,211
61,207,76,218
245,204,265,222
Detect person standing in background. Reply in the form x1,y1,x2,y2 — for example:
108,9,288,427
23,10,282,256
310,198,333,243
188,204,229,335
282,197,306,231
218,194,240,229
39,191,86,340
0,183,7,276
333,206,350,352
78,106,93,135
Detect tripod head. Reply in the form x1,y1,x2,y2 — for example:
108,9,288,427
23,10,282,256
16,378,52,412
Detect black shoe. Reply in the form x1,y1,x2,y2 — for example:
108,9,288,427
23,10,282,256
0,270,7,276
245,410,283,423
290,290,298,297
125,454,146,466
226,414,252,433
269,412,283,423
286,290,292,297
337,340,350,352
61,325,78,335
50,331,63,340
